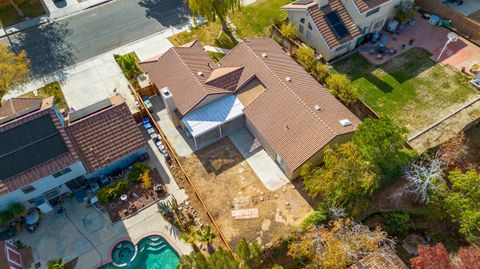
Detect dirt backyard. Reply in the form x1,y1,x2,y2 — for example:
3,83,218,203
178,139,313,249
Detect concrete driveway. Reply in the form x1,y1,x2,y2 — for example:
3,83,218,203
229,127,289,191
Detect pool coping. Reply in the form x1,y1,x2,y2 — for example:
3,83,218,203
93,231,186,269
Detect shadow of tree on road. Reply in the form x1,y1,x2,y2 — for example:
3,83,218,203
138,0,190,27
11,21,76,78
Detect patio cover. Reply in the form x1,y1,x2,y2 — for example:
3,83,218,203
182,95,244,138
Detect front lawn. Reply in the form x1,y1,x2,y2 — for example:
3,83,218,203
20,81,68,110
0,0,45,27
168,0,289,47
333,48,478,134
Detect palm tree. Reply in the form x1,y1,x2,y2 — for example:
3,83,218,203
47,258,64,269
198,225,216,253
184,0,240,33
180,229,200,251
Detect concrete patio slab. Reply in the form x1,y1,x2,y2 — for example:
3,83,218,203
15,197,191,269
229,127,289,191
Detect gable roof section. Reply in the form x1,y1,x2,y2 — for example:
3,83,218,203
0,98,41,118
140,41,232,116
0,98,80,197
205,66,244,91
349,249,408,269
353,0,390,13
218,38,360,172
68,96,146,173
308,0,361,49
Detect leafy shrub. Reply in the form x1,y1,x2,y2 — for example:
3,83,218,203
295,45,316,72
387,212,412,237
279,21,298,40
395,0,417,24
301,209,328,228
312,62,330,84
114,53,141,80
97,180,129,204
325,73,357,105
140,170,153,190
127,162,150,183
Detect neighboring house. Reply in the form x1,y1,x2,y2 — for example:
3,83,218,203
0,240,32,269
140,38,360,179
0,95,146,209
283,0,400,60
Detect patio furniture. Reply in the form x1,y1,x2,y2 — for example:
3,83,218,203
25,209,39,225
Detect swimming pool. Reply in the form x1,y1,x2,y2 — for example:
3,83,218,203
99,235,180,269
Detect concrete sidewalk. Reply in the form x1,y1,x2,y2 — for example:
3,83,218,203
229,127,289,191
3,20,193,112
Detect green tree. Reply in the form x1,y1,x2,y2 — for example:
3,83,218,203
325,73,357,105
236,238,261,269
301,142,376,217
185,0,241,33
114,53,140,80
395,0,417,24
295,45,315,72
352,118,415,186
0,44,30,98
47,258,64,269
387,212,412,237
440,170,480,243
279,22,298,40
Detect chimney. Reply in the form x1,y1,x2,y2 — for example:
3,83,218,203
160,87,177,119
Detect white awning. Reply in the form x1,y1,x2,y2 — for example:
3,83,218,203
182,95,244,137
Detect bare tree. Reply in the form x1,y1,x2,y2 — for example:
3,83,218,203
404,151,445,203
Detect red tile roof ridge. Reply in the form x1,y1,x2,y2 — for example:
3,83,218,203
238,38,337,136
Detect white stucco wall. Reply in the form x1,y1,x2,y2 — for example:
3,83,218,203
342,0,400,33
0,161,87,209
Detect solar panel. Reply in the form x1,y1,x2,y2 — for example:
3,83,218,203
0,115,68,180
69,98,112,122
325,11,350,40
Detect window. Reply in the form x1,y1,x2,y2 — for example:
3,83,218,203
307,23,312,30
373,19,384,30
366,7,380,17
52,167,72,178
306,30,312,40
335,42,350,52
300,18,305,24
21,185,36,194
299,24,304,33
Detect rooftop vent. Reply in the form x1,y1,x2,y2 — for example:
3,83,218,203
261,52,268,58
197,71,204,77
339,119,352,127
314,104,321,111
285,76,292,82
161,88,170,96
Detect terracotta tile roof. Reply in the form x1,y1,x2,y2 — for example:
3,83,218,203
205,67,244,91
349,249,408,269
218,38,361,172
68,95,146,173
0,98,80,196
140,41,232,116
308,0,361,49
0,98,41,118
353,0,390,13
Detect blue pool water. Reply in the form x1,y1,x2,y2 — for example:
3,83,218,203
99,235,180,269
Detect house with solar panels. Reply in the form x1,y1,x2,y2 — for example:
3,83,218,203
0,95,146,211
283,0,400,60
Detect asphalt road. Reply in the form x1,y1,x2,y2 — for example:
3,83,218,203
1,0,189,77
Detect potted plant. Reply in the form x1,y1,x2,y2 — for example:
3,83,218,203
470,64,479,74
47,258,64,269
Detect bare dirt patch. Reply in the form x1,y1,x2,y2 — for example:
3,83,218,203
179,138,313,249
